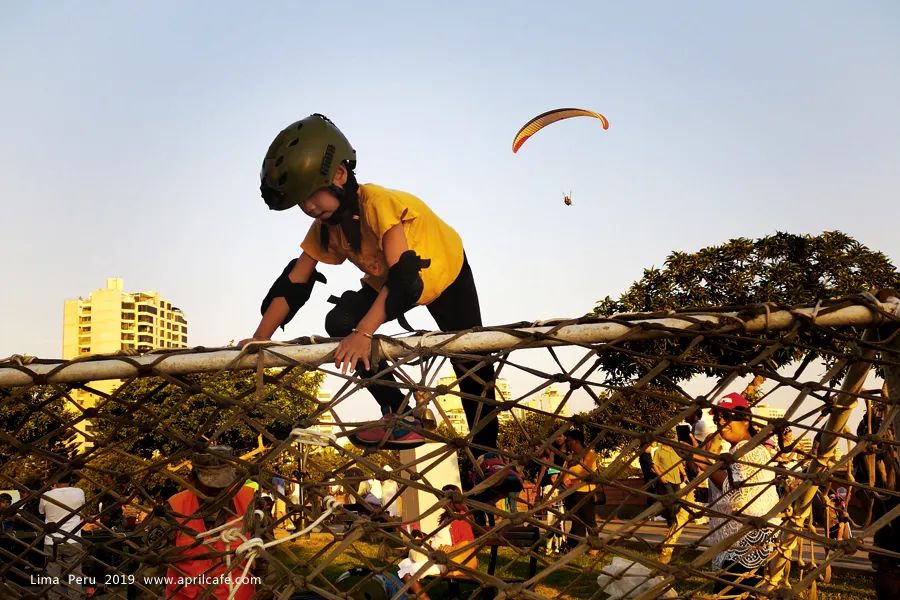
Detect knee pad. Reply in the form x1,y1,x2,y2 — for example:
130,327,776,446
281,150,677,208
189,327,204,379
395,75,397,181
324,290,372,337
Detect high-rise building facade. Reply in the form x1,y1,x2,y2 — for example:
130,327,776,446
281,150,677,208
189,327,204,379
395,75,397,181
311,391,339,439
61,278,189,452
506,385,570,424
63,278,188,358
752,404,786,426
434,375,512,435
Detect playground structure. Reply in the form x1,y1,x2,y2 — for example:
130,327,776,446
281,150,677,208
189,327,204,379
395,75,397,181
0,292,898,599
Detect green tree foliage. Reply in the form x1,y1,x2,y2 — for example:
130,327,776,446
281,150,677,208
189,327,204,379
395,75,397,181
73,368,324,498
0,385,81,484
93,368,324,459
497,411,568,478
591,231,899,385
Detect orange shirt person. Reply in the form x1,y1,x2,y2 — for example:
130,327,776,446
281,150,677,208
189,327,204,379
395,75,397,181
165,446,257,600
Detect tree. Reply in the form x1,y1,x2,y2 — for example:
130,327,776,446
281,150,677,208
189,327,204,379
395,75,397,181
591,231,899,387
0,385,81,484
81,367,324,497
92,368,324,459
497,411,568,478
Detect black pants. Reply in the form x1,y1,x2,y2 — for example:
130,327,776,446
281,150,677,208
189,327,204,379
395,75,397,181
656,482,680,526
563,491,597,545
324,256,499,451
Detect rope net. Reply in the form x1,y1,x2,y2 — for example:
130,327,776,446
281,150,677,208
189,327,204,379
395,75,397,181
1,294,898,599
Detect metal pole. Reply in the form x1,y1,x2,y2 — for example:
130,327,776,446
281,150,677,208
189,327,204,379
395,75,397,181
299,445,308,536
1,299,896,387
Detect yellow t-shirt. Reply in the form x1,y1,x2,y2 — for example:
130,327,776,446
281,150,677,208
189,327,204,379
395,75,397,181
300,184,464,305
563,449,599,493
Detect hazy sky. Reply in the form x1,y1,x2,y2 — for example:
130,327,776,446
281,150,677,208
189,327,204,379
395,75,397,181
2,2,898,423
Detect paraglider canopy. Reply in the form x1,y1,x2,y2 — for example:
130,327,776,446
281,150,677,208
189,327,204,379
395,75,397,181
512,108,609,153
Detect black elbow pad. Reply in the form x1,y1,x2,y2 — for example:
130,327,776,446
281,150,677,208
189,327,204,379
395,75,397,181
261,260,327,329
384,250,431,320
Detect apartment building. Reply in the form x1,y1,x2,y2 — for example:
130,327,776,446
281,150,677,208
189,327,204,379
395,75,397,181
60,278,188,448
310,390,340,439
62,277,188,358
433,375,516,434
507,385,570,423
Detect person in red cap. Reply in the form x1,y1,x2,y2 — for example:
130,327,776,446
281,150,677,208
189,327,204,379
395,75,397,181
693,393,781,598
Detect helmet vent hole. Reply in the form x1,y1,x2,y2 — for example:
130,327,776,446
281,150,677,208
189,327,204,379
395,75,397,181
288,138,299,147
296,122,304,131
320,144,335,176
275,156,284,167
277,173,288,185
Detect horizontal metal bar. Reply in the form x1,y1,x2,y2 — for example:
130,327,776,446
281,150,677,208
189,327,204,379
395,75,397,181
0,299,896,387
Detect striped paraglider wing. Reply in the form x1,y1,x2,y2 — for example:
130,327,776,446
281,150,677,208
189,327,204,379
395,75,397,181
512,108,609,153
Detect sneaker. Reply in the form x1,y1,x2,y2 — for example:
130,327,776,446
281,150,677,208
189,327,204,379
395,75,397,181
348,415,427,450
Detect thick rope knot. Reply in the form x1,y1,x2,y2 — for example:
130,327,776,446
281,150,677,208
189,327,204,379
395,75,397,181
235,536,264,558
219,527,246,544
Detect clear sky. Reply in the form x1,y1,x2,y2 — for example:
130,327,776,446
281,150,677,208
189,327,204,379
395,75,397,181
2,2,898,424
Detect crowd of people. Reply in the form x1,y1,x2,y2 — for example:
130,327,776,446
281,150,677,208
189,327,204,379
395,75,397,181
0,388,885,599
638,392,863,598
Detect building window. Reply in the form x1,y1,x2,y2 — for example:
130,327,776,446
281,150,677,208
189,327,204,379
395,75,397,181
122,302,135,310
138,315,153,324
138,305,158,315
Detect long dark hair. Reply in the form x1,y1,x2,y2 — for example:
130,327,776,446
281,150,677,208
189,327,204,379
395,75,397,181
319,165,361,252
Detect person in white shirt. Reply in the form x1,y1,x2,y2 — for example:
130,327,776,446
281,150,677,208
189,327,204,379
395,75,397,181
379,466,402,519
39,472,86,599
359,476,383,505
695,393,781,598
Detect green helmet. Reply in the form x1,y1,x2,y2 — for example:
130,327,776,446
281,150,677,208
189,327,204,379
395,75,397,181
259,113,356,211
